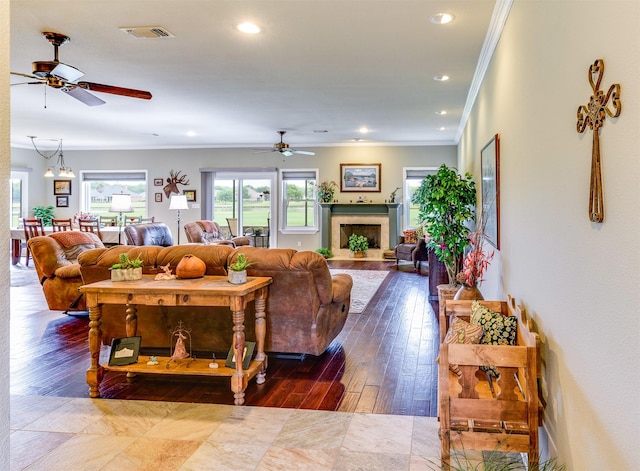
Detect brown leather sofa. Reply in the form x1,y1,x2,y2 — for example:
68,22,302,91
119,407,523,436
183,220,250,247
77,244,352,356
27,231,105,312
124,222,174,246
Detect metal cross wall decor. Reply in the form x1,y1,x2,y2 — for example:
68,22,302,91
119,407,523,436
576,59,621,223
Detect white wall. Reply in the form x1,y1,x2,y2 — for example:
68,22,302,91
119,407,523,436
459,1,640,469
0,0,11,467
13,144,456,251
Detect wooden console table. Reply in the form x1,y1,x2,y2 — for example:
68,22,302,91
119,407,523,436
79,275,272,405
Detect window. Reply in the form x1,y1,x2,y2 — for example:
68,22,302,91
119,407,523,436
10,169,30,227
281,169,318,232
403,167,438,229
201,169,277,241
79,171,148,218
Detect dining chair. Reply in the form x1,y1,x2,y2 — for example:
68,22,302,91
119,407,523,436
139,216,155,224
22,218,45,266
52,218,73,232
99,215,118,227
78,218,103,240
124,216,142,225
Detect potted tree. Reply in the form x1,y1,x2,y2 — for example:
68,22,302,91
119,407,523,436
228,253,253,284
411,164,476,286
348,234,369,258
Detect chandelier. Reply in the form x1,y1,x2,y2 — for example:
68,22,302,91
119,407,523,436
29,136,75,178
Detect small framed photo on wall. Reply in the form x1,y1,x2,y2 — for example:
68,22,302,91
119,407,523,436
155,193,163,203
56,196,69,207
183,190,196,202
154,178,163,186
53,180,72,195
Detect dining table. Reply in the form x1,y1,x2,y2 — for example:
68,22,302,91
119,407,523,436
10,226,122,265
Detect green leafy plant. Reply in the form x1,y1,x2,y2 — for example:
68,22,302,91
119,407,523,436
110,253,144,270
32,205,55,226
315,247,332,258
411,164,476,286
317,180,338,203
348,234,369,253
229,253,254,272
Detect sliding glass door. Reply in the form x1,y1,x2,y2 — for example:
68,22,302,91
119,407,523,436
212,172,276,243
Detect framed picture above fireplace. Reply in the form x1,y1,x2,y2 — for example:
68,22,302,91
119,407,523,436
340,163,381,192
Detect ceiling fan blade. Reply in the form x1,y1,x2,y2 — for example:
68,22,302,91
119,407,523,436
61,85,106,106
11,71,42,80
51,62,85,82
11,81,45,86
77,82,152,100
292,150,316,156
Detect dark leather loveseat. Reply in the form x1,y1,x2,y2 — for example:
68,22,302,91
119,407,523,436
124,222,174,246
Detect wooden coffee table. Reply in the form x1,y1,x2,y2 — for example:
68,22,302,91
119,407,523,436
79,275,272,405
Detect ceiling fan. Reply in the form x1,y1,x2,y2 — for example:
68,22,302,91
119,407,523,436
256,131,316,156
10,31,152,106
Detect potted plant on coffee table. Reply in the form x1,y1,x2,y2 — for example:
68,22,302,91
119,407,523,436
348,234,369,258
411,164,476,286
110,253,144,281
228,253,253,284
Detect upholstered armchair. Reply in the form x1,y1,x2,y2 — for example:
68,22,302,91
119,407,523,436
394,235,429,274
184,220,250,247
27,232,104,312
124,222,174,246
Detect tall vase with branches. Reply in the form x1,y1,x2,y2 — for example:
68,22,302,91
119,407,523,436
411,164,476,286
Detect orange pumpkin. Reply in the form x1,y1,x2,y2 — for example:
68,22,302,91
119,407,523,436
175,254,206,279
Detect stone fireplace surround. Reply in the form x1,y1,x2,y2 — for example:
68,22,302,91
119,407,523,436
319,203,401,259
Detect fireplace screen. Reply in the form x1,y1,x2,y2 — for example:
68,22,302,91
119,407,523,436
340,224,381,249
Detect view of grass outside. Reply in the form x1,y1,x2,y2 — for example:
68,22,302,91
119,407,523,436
83,181,147,219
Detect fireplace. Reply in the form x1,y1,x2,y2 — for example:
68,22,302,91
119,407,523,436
340,224,381,249
319,203,401,259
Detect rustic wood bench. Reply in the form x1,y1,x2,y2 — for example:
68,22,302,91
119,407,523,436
438,295,542,469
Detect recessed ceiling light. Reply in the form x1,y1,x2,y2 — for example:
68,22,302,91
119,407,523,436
237,22,261,34
359,126,370,134
429,13,455,25
438,127,446,131
433,75,450,81
435,110,447,115
186,130,197,137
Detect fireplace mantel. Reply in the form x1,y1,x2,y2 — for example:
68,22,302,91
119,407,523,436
319,203,402,253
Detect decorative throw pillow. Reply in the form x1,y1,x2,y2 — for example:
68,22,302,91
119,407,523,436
440,317,483,375
470,300,517,378
403,229,417,244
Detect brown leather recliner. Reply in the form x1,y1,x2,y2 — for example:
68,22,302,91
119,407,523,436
183,220,250,247
124,222,174,246
77,245,352,356
27,231,104,312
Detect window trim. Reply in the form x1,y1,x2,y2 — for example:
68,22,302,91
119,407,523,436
403,167,438,230
279,168,319,235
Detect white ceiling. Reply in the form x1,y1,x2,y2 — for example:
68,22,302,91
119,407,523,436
10,1,496,152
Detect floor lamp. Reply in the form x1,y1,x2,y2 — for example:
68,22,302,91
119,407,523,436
109,193,133,245
169,194,189,244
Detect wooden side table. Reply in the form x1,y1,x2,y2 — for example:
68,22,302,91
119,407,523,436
79,275,272,405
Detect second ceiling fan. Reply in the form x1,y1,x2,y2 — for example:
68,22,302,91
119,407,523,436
10,31,152,106
256,131,316,156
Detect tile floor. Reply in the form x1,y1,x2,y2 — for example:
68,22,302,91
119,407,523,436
10,395,448,471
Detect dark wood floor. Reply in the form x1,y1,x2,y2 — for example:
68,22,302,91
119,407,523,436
10,260,440,416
